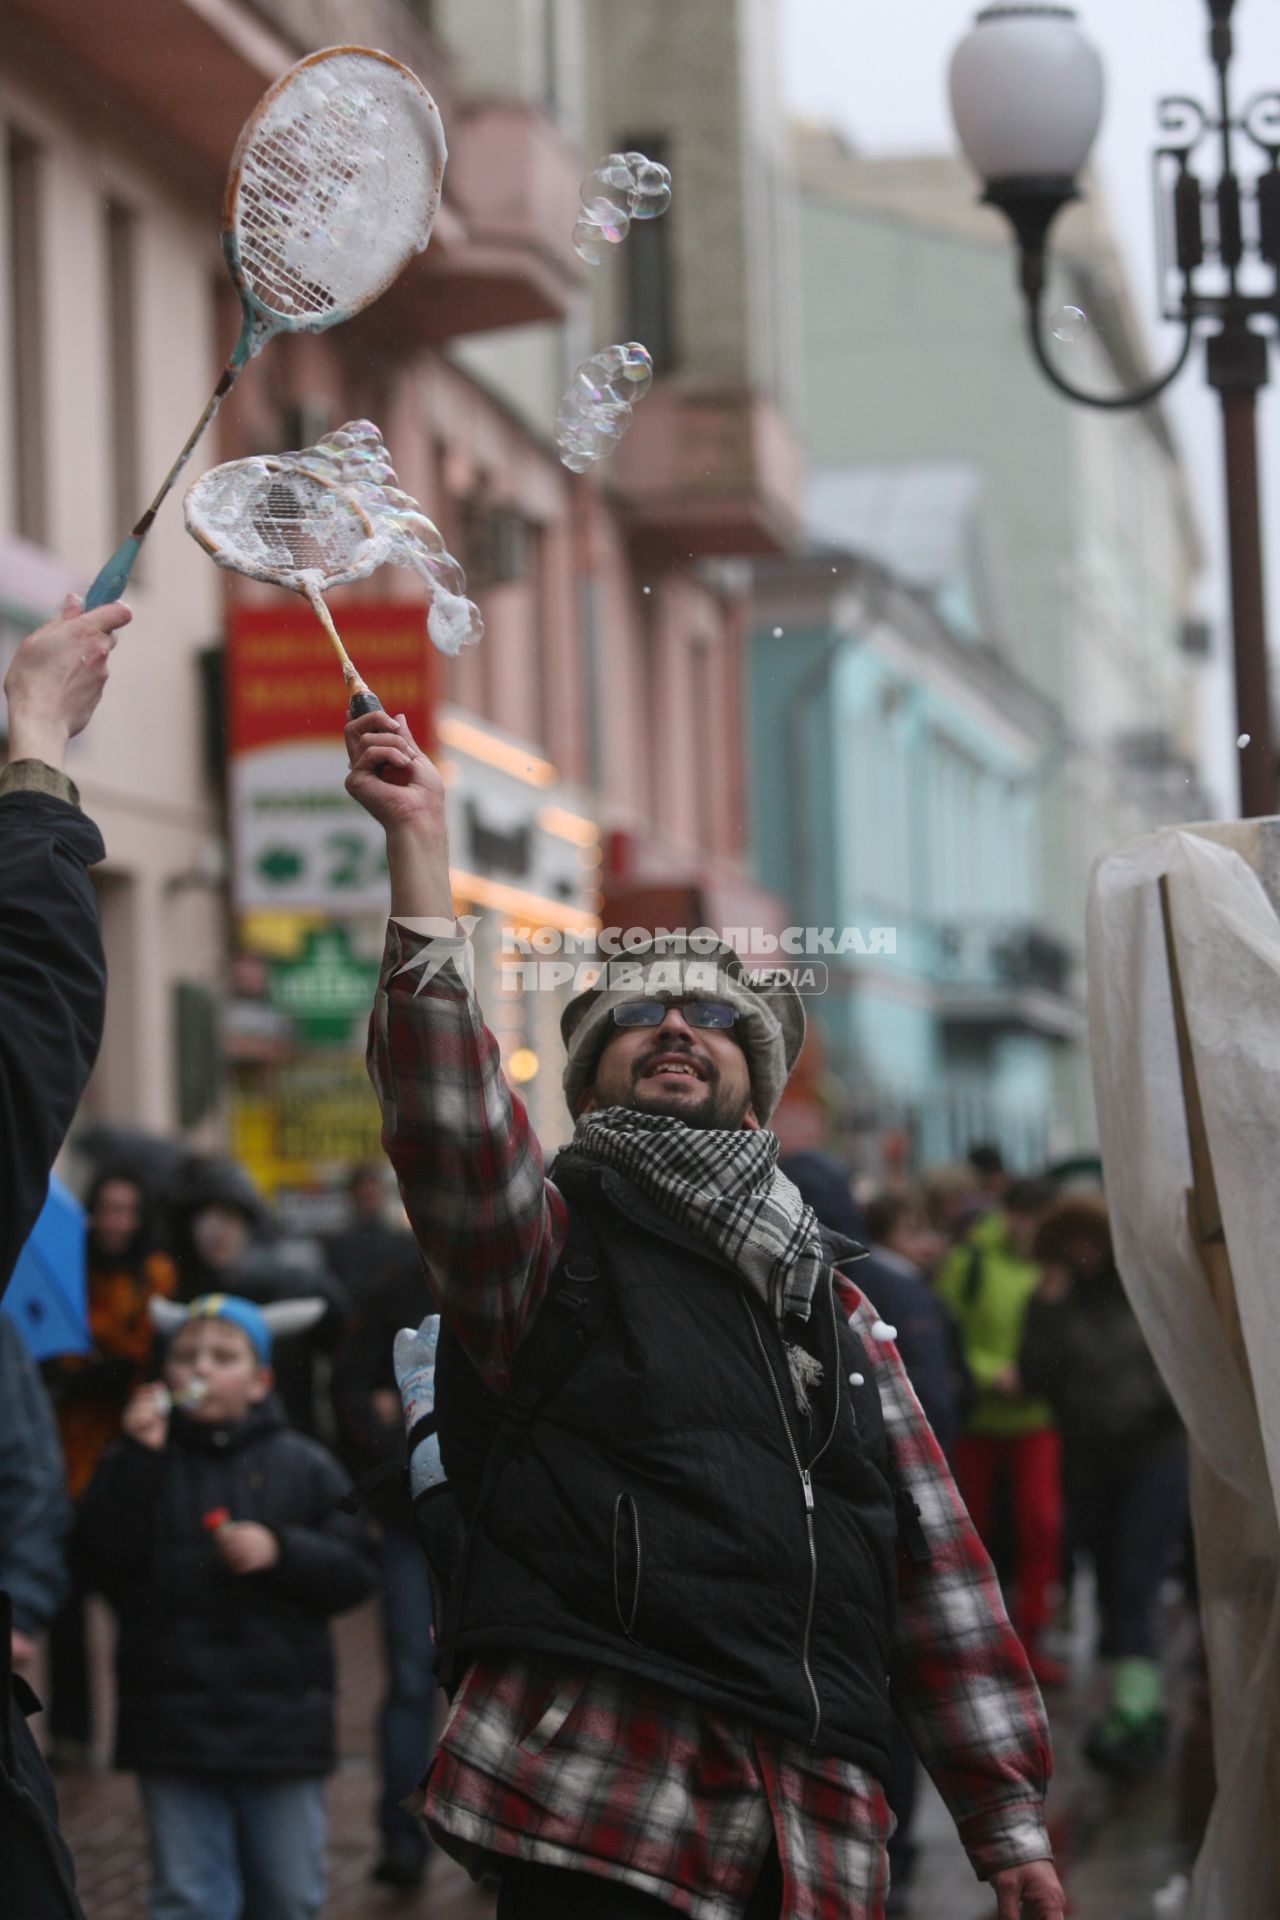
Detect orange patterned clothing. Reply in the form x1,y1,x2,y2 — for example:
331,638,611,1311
50,1251,177,1498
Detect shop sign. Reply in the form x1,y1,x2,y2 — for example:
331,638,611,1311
267,926,381,1047
227,602,434,914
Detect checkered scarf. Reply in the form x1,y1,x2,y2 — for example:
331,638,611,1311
570,1110,829,1410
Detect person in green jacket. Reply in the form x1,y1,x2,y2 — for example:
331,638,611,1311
936,1178,1065,1688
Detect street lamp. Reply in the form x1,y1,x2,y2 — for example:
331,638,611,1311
949,0,1280,817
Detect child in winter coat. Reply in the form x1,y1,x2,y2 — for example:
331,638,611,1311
78,1293,377,1920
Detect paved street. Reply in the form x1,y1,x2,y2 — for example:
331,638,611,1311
52,1585,1192,1919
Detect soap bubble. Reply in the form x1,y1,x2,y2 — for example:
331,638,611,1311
772,626,783,638
1051,305,1088,344
573,151,672,265
572,215,612,266
1238,732,1252,748
185,419,484,655
555,343,653,473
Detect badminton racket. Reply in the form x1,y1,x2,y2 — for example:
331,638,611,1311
84,46,445,610
187,451,425,784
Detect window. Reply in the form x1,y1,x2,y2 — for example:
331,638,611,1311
105,201,140,546
7,131,46,543
620,134,676,376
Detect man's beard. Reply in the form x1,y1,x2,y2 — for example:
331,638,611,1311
626,1064,752,1131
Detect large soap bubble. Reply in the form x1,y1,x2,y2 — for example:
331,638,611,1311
573,150,672,264
185,420,484,654
554,343,654,472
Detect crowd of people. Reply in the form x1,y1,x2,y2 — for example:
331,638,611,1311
8,1060,1190,1919
0,598,1192,1920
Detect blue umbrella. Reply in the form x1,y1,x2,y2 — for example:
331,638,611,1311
2,1175,90,1360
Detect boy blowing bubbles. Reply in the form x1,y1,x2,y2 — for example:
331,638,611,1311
80,1296,376,1920
123,1313,282,1576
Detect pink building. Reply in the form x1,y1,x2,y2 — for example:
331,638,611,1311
2,0,802,1192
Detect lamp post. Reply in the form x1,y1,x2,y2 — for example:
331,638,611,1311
949,1,1280,817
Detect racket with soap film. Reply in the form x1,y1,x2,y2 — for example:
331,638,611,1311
186,451,415,781
84,45,446,610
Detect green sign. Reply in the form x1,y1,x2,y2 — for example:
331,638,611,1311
267,926,381,1046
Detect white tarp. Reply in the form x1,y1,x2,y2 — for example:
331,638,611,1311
1087,821,1280,1919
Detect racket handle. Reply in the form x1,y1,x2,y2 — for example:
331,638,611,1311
347,690,413,786
83,537,142,611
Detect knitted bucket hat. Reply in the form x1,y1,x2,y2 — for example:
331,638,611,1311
560,934,805,1125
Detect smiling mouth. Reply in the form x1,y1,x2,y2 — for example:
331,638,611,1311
639,1056,706,1084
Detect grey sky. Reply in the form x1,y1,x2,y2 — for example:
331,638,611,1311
782,0,1280,810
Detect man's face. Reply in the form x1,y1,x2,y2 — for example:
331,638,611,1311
191,1204,250,1271
1006,1209,1042,1259
164,1320,272,1425
91,1179,143,1259
582,1000,759,1131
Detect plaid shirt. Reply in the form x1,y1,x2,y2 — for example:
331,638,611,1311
369,924,1053,1918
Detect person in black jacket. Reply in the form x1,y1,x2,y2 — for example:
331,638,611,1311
1020,1195,1187,1778
79,1292,376,1920
333,1243,438,1891
779,1162,972,1913
1,592,131,1920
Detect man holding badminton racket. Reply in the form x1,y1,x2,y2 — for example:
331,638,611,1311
347,707,1066,1920
1,592,130,1919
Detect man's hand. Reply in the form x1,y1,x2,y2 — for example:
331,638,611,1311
213,1521,280,1576
343,709,446,828
371,1387,402,1428
10,1629,37,1674
121,1384,170,1451
344,709,455,918
990,1859,1067,1918
4,595,132,769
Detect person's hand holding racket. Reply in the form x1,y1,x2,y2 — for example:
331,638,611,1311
344,710,443,823
344,710,454,918
4,595,132,770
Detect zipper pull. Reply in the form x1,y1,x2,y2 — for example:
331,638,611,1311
801,1469,815,1512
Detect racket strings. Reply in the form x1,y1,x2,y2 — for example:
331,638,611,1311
189,464,375,588
247,479,356,575
238,112,359,317
237,80,413,318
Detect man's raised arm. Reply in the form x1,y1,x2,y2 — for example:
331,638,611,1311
346,709,566,1391
0,596,131,1294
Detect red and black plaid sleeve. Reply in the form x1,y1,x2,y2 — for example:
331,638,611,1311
367,921,567,1391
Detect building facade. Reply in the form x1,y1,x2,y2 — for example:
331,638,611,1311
3,0,802,1210
748,553,1072,1171
784,133,1209,1148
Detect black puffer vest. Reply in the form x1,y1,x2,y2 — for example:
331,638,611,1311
436,1167,901,1778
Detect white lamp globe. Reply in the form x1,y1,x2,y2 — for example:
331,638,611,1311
949,5,1105,186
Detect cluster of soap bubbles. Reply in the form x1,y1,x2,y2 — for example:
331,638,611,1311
185,419,484,654
284,421,485,653
573,151,672,265
555,344,654,473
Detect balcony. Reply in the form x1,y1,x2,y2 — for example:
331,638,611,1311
417,98,583,338
933,919,1081,1040
609,386,804,558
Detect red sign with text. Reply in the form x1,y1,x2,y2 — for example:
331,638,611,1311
227,601,435,755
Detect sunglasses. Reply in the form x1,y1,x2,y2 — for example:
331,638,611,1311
611,997,740,1030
